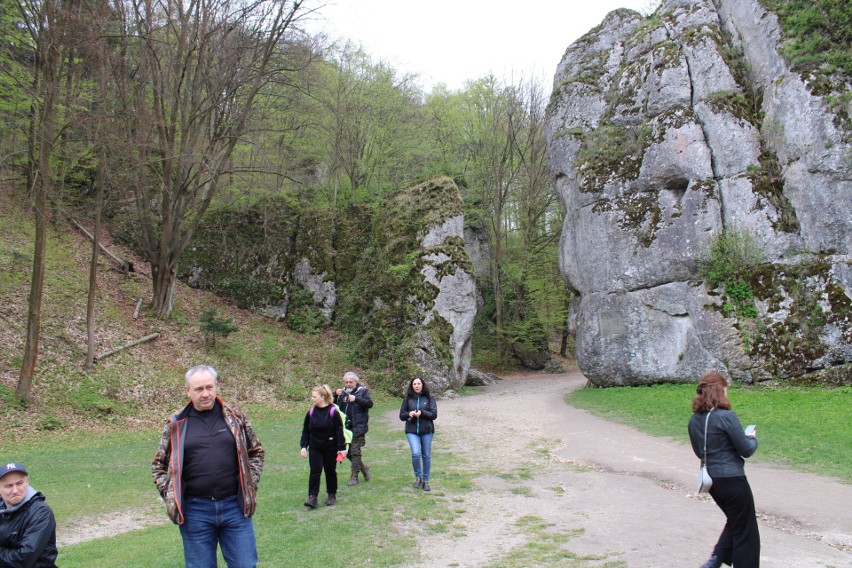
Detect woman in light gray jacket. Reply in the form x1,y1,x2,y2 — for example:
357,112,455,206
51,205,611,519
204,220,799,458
688,370,759,568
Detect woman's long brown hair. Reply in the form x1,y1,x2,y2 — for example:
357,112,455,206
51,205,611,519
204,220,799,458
692,370,731,412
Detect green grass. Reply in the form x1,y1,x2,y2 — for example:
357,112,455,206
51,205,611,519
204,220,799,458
482,517,623,568
567,383,852,482
6,403,469,567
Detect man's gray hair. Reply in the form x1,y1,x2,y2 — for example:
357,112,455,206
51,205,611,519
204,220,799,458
186,365,219,386
343,371,360,382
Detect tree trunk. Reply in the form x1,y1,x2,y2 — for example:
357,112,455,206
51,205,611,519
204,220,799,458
18,0,64,402
85,148,105,368
492,234,504,360
152,261,178,319
17,176,48,403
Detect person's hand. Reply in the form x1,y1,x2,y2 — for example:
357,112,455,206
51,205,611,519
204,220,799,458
300,448,307,458
335,388,343,396
348,394,356,402
409,410,416,418
340,450,348,458
414,410,421,417
746,429,757,437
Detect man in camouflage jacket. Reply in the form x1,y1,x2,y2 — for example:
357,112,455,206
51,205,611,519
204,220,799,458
152,365,264,567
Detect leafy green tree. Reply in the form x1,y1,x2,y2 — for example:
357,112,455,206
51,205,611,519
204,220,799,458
311,44,425,207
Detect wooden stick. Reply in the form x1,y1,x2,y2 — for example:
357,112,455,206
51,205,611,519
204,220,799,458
63,212,133,273
133,298,143,320
95,333,159,361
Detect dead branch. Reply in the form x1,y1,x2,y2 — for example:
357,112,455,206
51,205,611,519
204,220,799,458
133,298,143,320
95,332,159,362
63,211,134,273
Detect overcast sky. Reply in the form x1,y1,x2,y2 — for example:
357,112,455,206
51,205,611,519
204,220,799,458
302,0,656,91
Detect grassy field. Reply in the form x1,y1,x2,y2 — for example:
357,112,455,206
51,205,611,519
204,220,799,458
4,384,850,567
567,383,852,482
8,403,472,567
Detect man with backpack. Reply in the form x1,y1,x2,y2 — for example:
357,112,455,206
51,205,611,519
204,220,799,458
334,372,374,486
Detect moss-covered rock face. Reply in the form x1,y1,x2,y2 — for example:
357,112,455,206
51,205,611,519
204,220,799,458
747,261,852,381
179,198,297,310
546,0,851,386
341,177,477,393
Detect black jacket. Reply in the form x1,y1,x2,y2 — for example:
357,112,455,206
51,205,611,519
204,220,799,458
0,489,58,568
334,384,373,437
399,395,438,435
688,408,758,478
301,404,346,452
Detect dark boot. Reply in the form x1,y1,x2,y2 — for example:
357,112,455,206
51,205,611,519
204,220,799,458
325,494,336,506
303,495,318,509
699,555,722,568
422,481,431,492
347,471,359,486
361,463,371,482
411,477,422,489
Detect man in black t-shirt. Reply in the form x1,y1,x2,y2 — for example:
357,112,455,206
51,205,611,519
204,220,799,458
152,365,264,568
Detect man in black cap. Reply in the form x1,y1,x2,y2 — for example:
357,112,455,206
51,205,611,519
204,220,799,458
0,462,58,567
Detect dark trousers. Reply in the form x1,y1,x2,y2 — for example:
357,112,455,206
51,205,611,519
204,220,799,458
709,476,760,567
348,434,366,473
308,446,338,496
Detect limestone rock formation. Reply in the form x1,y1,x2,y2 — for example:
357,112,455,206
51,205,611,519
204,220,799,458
546,0,850,386
293,257,336,324
381,177,477,392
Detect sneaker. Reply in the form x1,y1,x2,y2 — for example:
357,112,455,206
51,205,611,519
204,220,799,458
422,481,431,492
303,495,317,509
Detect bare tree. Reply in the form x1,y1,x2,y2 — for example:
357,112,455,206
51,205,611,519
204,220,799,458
15,0,71,402
111,0,308,318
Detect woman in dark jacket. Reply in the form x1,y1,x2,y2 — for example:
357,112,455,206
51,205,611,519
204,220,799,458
399,377,438,492
688,370,759,568
300,385,347,508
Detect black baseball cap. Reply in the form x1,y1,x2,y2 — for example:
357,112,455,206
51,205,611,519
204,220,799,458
0,463,28,480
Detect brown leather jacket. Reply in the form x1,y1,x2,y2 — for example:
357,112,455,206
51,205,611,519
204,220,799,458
152,398,264,524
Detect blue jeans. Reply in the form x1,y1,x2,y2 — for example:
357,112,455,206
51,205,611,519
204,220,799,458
406,432,433,482
179,495,258,568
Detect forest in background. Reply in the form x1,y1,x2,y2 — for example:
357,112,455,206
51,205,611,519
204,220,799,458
0,0,570,403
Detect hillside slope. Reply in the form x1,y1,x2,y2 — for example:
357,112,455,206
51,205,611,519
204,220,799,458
0,186,355,443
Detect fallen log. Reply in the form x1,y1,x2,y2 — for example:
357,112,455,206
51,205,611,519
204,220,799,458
95,332,159,362
64,212,134,273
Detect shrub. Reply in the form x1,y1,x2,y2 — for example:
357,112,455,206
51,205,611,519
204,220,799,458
285,287,326,335
699,225,765,287
198,308,239,347
699,226,765,321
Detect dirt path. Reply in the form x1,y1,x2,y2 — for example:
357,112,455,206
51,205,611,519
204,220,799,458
402,371,852,568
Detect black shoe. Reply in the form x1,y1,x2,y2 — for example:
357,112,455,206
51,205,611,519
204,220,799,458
699,555,722,568
422,481,431,492
412,477,422,488
303,495,317,509
325,494,336,506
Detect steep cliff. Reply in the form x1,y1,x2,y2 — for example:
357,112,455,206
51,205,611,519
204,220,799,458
546,0,850,385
